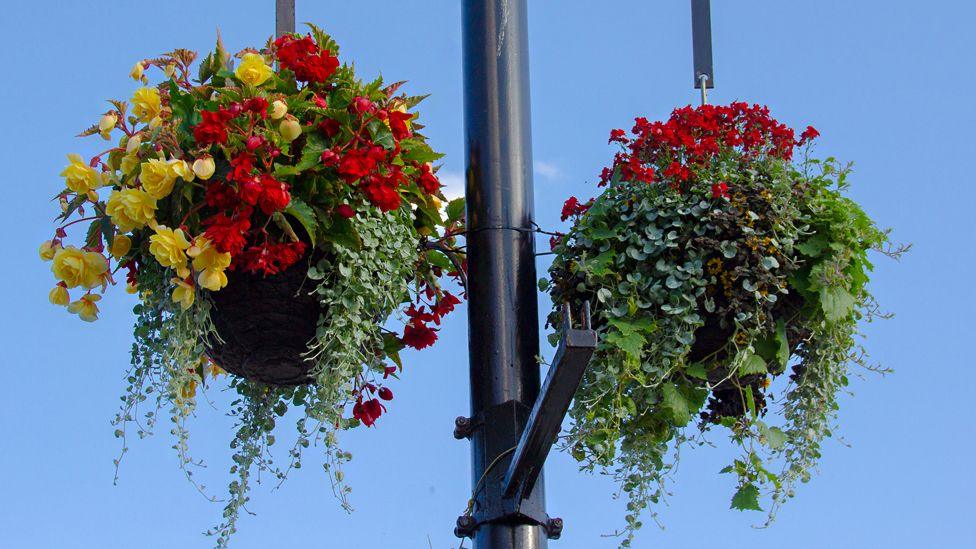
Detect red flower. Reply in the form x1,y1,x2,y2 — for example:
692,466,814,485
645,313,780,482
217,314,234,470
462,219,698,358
609,128,628,144
318,118,341,137
402,319,437,349
274,34,339,83
203,210,252,255
257,174,291,215
320,149,339,166
361,176,402,212
561,196,580,221
236,241,308,275
242,97,269,118
711,181,729,198
192,108,235,146
239,178,262,206
338,147,380,182
336,204,356,219
313,94,328,108
204,182,239,211
432,292,461,318
549,234,563,250
799,125,820,143
353,397,386,427
388,109,413,140
227,153,256,183
351,96,375,115
383,365,398,379
417,164,440,195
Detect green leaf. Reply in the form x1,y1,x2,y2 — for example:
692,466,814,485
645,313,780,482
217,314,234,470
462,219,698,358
796,234,829,257
606,329,645,361
446,197,465,223
661,383,691,426
738,350,768,376
382,333,404,369
587,250,615,276
399,139,445,164
686,362,708,380
764,426,787,450
745,388,757,418
295,134,328,171
730,483,763,511
819,286,856,321
322,214,362,250
284,198,318,246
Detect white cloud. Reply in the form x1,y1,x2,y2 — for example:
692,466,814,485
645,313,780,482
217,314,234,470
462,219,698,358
534,160,562,180
438,170,465,200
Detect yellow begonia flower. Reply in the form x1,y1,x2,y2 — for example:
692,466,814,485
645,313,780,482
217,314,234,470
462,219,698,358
39,240,58,261
67,293,101,322
125,134,142,154
52,247,108,289
130,61,145,81
149,226,192,278
120,153,139,176
279,118,302,142
60,153,101,194
271,100,287,120
140,158,177,199
171,277,195,310
187,236,231,291
235,53,273,87
168,159,194,183
49,285,69,306
99,113,117,140
110,234,132,259
107,188,157,232
192,157,215,180
131,87,161,124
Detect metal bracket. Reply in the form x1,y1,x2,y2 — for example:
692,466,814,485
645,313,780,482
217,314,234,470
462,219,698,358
691,0,714,89
502,302,597,503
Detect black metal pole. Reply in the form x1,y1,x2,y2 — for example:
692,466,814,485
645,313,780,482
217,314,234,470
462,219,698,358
461,1,548,547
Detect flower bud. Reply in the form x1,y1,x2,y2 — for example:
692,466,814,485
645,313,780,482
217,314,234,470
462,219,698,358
110,234,132,258
86,190,99,202
279,118,302,142
320,149,339,165
49,285,70,306
99,113,118,140
39,240,58,261
192,156,216,180
129,61,145,81
271,100,288,120
125,134,142,154
336,204,355,219
246,135,265,150
164,63,176,78
126,282,138,294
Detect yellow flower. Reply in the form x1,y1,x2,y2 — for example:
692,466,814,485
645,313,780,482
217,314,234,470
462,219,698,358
168,159,194,182
131,87,161,124
181,378,198,399
52,247,108,289
120,153,139,176
235,53,273,86
140,158,177,199
110,234,132,258
39,240,58,261
125,134,142,154
49,285,69,306
126,282,138,294
107,188,157,232
99,113,117,140
192,156,215,180
149,225,192,278
270,100,288,120
130,61,145,81
187,236,231,291
67,293,101,322
279,118,302,142
60,153,101,194
171,277,195,310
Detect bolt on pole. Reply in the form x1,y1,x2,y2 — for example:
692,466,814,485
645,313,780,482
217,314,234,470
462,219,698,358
461,0,549,547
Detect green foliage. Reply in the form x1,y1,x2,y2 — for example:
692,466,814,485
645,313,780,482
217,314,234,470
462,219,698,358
546,149,897,545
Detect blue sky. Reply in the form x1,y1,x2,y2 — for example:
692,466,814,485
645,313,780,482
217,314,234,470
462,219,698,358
2,1,973,548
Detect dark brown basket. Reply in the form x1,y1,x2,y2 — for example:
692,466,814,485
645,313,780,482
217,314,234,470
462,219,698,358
205,256,324,386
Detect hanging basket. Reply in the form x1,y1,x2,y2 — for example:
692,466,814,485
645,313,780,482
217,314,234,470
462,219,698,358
205,256,323,386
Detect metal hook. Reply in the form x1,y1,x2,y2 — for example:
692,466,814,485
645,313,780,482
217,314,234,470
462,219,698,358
699,73,709,105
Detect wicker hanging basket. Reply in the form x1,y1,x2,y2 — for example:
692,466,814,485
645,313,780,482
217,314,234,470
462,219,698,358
205,256,323,386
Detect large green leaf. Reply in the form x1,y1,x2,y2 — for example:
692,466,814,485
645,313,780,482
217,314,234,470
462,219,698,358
820,286,856,321
284,198,319,246
730,483,762,511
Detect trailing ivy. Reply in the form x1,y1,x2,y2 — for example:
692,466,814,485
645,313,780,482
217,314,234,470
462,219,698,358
545,103,903,546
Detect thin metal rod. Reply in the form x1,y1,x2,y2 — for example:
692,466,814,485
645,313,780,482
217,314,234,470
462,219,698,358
691,0,714,89
275,0,295,38
462,0,547,547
